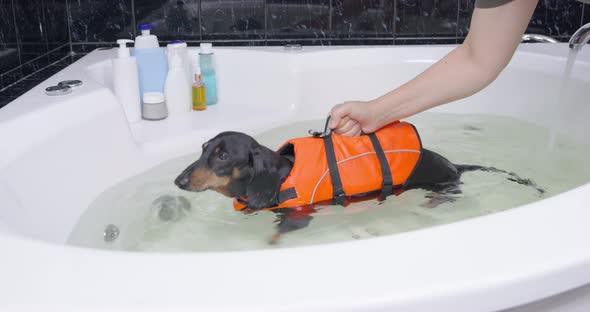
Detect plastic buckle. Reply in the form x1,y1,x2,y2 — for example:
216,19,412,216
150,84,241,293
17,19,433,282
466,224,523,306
308,116,333,138
308,129,329,138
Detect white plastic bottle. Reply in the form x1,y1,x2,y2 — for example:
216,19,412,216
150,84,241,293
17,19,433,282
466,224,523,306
134,23,159,49
132,23,168,98
112,39,141,123
164,46,192,115
167,40,192,84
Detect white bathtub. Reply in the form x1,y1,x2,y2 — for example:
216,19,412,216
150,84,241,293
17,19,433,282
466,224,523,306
0,43,589,312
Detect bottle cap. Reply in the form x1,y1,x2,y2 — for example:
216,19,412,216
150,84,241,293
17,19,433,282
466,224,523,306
167,40,187,49
200,42,213,54
138,23,155,31
194,66,201,75
143,92,165,104
138,23,155,36
116,39,134,58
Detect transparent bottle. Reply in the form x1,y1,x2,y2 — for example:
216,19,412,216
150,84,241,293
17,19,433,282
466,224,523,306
192,67,206,111
199,43,218,105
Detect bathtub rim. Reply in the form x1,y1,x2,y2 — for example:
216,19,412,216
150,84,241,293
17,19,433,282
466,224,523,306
0,181,589,312
1,42,590,311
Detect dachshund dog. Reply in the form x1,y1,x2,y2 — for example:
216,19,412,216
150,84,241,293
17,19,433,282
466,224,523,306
175,124,544,243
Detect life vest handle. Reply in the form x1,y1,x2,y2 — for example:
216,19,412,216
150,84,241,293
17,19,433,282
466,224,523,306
308,116,334,138
309,116,370,138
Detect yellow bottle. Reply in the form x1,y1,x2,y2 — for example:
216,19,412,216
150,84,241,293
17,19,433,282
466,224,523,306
192,67,206,111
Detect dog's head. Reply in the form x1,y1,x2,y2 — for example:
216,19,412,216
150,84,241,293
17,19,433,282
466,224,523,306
174,132,292,210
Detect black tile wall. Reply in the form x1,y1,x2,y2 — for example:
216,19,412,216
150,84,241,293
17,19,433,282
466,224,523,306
201,0,265,41
0,0,70,79
396,0,458,38
528,0,584,39
546,0,584,38
0,0,20,88
333,0,394,39
46,0,70,60
46,0,70,44
5,0,587,52
135,0,200,42
68,0,134,43
457,0,473,38
266,0,331,40
1,0,588,109
1,0,70,107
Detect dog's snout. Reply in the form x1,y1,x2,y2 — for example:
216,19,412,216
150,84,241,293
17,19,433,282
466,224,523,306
175,174,191,189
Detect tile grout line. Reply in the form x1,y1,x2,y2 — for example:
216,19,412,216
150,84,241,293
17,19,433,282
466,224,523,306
264,0,268,44
131,0,137,38
328,0,333,34
34,33,575,48
455,0,460,44
0,44,70,79
582,3,585,28
392,0,397,44
0,53,73,93
198,0,203,42
10,0,23,78
65,0,74,54
66,36,480,45
41,0,50,57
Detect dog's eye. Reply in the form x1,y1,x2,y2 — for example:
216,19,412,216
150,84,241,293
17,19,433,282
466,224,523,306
217,151,229,161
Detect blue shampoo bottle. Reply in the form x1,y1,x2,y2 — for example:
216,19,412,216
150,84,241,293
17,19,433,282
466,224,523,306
199,43,218,105
132,23,168,100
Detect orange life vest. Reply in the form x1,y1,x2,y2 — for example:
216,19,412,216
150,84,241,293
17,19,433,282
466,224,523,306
233,121,422,211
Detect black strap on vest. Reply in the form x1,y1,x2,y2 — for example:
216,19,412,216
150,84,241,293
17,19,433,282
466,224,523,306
278,187,297,203
322,135,346,205
368,133,393,199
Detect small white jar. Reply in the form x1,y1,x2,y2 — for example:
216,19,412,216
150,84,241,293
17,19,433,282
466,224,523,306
142,92,168,121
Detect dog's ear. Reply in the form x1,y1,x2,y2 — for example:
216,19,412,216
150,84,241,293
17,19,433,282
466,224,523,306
246,146,281,210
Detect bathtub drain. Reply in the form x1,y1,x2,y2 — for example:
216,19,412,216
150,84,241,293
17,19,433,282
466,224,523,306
104,224,120,243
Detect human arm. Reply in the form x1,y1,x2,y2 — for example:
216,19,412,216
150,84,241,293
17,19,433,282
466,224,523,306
329,0,539,136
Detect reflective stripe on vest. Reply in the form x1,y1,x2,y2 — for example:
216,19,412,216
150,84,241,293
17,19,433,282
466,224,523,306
233,121,422,211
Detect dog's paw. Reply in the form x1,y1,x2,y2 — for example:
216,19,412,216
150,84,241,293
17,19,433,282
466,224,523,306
268,233,282,245
421,192,457,208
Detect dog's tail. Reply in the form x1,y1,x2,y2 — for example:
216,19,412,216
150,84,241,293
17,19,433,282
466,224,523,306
455,164,546,196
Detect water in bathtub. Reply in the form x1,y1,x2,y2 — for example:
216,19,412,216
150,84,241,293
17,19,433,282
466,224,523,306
68,113,590,252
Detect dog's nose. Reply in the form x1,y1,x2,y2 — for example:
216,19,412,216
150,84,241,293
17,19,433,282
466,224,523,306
175,174,190,189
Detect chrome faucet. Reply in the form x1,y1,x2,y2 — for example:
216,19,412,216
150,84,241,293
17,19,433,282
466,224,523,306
521,34,558,43
569,22,590,51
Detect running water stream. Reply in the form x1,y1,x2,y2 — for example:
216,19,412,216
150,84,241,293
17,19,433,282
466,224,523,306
548,49,578,149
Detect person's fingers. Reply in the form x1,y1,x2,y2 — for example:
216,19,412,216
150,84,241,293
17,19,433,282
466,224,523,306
329,103,352,129
338,116,351,128
337,123,362,137
335,117,358,134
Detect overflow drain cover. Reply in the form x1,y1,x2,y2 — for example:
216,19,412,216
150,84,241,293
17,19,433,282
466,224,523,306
58,80,83,88
44,85,72,96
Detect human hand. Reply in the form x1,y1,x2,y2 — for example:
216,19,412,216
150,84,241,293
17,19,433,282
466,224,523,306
328,101,380,136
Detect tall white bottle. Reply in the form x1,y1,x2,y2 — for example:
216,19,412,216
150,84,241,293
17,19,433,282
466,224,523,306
112,39,141,123
166,40,192,84
164,45,191,115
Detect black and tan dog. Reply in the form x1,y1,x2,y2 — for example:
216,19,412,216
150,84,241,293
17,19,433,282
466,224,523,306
175,121,543,243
